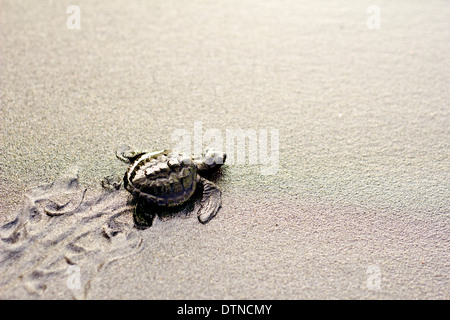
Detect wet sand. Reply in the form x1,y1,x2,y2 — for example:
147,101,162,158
1,0,449,299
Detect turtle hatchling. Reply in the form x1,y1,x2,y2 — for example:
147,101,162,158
116,146,226,228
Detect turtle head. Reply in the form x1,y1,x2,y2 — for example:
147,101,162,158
197,150,226,175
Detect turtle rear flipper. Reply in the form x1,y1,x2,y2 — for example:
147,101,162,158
133,197,156,229
196,177,222,224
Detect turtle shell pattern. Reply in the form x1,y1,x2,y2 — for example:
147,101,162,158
123,150,198,206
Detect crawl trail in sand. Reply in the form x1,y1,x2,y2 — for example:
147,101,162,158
0,168,144,299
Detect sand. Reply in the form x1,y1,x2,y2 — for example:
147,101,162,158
0,0,449,299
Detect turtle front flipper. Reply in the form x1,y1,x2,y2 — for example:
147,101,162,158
116,144,149,163
196,177,222,224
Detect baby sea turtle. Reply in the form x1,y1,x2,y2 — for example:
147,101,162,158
116,146,226,228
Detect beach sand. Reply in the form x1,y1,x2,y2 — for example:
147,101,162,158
1,0,449,299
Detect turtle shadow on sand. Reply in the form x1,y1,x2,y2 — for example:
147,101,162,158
129,185,203,227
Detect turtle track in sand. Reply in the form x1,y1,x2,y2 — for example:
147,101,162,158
0,167,144,299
